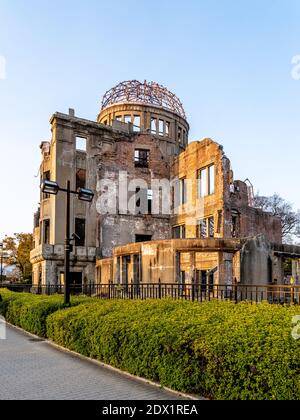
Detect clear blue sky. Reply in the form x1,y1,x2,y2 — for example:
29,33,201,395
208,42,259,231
0,0,300,239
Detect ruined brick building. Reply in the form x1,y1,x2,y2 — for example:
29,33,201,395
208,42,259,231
30,80,300,289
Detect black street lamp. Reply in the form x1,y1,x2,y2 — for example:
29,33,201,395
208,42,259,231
41,180,94,306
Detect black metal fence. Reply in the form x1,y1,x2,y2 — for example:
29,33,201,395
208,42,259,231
2,282,300,305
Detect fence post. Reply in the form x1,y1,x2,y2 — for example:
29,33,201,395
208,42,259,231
234,280,238,304
159,278,162,299
130,280,133,300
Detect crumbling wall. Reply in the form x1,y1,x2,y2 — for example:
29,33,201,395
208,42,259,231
240,236,272,285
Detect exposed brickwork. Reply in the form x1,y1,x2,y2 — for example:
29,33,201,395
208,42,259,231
30,82,286,289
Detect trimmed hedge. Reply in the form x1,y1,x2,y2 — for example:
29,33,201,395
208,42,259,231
0,289,90,337
46,299,300,400
2,289,300,400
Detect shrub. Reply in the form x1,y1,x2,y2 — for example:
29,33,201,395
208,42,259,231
46,299,300,400
0,289,91,337
2,288,300,400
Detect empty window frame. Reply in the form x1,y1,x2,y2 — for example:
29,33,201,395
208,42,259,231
231,211,240,238
208,165,215,195
198,165,215,197
180,178,187,205
43,219,50,245
42,170,51,199
133,254,142,284
147,189,153,214
172,225,186,239
124,115,132,125
135,235,152,243
180,271,186,286
115,115,122,122
159,120,164,136
198,168,207,198
135,149,150,168
178,126,183,142
75,218,86,247
76,137,87,152
208,217,215,238
151,118,157,134
76,169,86,190
197,219,207,239
197,217,214,239
165,121,170,137
197,270,214,294
133,115,141,132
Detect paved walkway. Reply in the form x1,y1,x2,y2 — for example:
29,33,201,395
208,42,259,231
0,325,189,401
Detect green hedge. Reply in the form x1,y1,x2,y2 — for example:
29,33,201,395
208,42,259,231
46,299,300,400
2,289,300,400
0,289,90,337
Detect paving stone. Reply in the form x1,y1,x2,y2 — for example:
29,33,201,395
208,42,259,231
0,326,189,401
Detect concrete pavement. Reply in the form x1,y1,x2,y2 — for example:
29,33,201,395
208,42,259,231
0,325,190,401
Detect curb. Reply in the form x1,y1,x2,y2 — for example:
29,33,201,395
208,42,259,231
6,323,204,401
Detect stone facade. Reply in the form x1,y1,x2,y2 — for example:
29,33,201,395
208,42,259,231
30,81,190,286
31,80,297,289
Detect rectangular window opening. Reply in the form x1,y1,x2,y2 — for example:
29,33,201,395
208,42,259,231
197,219,207,239
151,118,157,134
76,169,86,190
178,127,182,142
133,115,141,132
147,189,153,214
180,178,187,205
199,168,207,198
75,218,86,247
208,165,215,195
124,115,132,125
159,120,164,136
42,170,51,199
135,235,152,243
44,219,50,245
165,121,170,137
135,149,150,168
172,225,186,239
208,217,215,238
76,137,87,152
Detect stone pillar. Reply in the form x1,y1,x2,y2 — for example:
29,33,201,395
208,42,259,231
273,255,283,284
223,253,233,286
189,252,196,285
175,252,181,283
292,260,300,284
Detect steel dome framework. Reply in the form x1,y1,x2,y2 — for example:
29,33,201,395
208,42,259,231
101,80,187,119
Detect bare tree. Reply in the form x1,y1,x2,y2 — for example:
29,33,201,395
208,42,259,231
254,194,300,243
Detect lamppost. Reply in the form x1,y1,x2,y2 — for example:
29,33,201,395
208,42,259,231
41,180,94,306
0,242,3,285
